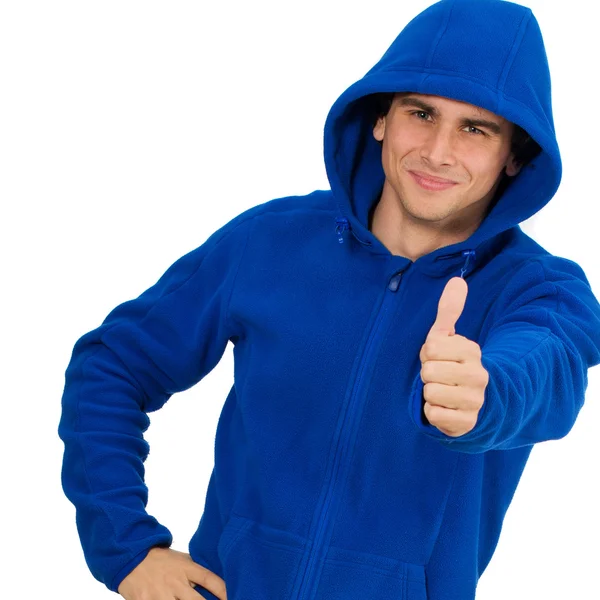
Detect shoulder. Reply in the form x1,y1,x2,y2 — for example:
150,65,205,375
210,189,335,239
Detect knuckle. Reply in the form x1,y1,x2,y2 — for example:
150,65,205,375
481,368,489,387
427,340,438,357
468,392,481,409
470,340,482,357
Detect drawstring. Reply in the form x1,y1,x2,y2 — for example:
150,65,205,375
459,250,476,278
335,216,372,246
335,216,350,244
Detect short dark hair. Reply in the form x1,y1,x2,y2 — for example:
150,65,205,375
366,92,541,168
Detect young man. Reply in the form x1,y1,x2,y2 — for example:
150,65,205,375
59,1,600,599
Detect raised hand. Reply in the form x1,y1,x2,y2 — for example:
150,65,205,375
419,277,489,437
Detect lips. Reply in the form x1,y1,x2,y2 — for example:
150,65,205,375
409,170,456,184
408,170,458,191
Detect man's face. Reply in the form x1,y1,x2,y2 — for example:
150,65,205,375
372,92,521,226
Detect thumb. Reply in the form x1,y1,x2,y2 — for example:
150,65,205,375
427,276,468,338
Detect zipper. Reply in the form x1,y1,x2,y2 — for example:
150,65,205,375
292,269,405,600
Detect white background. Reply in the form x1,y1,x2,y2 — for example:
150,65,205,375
1,1,598,598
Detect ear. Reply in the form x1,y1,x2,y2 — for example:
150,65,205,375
373,115,385,142
505,154,522,177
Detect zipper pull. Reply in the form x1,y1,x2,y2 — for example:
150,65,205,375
388,272,403,292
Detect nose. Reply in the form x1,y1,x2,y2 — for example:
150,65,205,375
419,126,457,168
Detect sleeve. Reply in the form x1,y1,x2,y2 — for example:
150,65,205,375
409,257,600,453
57,214,253,592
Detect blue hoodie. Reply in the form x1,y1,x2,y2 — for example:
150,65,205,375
59,1,600,598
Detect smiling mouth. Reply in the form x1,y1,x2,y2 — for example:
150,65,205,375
409,170,458,191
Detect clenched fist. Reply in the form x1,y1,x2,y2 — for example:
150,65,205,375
118,546,227,600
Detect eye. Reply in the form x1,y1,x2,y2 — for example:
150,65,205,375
465,125,485,136
411,110,431,121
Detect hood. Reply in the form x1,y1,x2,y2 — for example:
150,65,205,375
324,0,561,277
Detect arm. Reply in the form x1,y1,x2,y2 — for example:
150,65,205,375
58,214,252,592
409,258,600,453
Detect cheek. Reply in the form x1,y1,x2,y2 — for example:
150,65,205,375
381,135,410,170
465,154,506,186
384,120,428,151
395,126,429,153
382,135,424,173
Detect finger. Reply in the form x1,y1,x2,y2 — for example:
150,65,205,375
188,565,227,600
427,277,468,338
423,401,475,436
421,359,469,386
175,579,223,600
423,381,482,411
423,383,475,410
423,382,460,409
420,334,476,363
190,582,228,600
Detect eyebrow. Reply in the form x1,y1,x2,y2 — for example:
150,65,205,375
396,96,503,135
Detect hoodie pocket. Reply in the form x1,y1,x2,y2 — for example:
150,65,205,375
316,545,427,599
216,513,427,600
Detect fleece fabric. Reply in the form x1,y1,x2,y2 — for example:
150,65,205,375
59,1,600,598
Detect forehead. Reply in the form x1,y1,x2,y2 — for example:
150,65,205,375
395,92,505,121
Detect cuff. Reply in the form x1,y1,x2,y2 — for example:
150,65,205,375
109,539,172,593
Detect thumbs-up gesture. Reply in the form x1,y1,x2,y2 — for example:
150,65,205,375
419,277,489,437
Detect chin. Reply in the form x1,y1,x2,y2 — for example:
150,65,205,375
409,195,462,220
